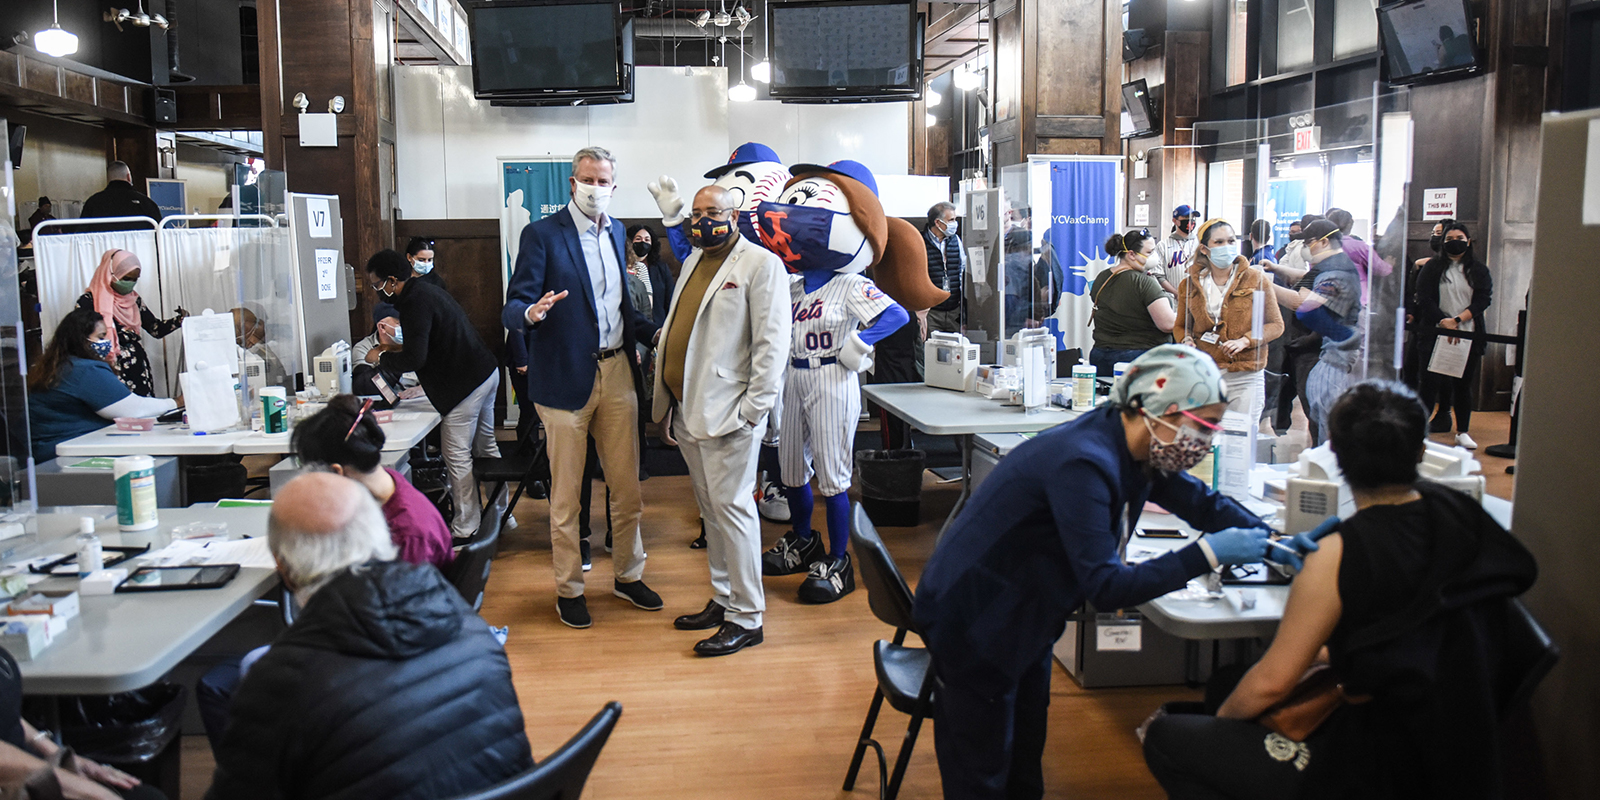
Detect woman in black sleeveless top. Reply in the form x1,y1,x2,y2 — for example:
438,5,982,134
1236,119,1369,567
1142,380,1538,799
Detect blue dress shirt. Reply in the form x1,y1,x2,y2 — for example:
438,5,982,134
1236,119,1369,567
567,201,624,350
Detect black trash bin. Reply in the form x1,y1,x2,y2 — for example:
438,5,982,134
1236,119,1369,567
855,449,926,528
55,682,187,797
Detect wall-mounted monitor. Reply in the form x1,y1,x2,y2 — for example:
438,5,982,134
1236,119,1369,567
467,1,632,100
1376,0,1482,85
1121,80,1158,138
768,0,922,104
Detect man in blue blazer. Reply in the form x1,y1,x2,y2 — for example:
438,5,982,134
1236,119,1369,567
503,146,663,629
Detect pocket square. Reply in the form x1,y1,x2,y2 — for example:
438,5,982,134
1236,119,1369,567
721,282,739,290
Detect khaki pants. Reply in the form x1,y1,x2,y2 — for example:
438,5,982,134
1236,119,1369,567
535,356,646,598
915,305,963,378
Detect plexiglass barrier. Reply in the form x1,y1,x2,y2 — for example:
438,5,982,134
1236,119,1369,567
0,117,31,511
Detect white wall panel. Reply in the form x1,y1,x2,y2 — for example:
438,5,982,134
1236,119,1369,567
395,65,911,219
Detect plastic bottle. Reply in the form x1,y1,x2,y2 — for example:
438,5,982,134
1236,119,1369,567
114,455,159,531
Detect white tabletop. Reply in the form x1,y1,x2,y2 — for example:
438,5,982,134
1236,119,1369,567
16,506,279,695
54,425,252,457
233,397,439,454
862,383,1081,436
1136,488,1515,640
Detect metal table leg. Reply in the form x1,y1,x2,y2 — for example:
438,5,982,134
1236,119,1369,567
937,434,972,541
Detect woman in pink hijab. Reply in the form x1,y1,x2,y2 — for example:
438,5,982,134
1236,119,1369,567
75,248,187,396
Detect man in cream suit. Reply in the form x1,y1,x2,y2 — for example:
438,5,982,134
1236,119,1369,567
654,186,791,657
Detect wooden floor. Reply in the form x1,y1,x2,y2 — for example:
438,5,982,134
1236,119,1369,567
177,410,1518,800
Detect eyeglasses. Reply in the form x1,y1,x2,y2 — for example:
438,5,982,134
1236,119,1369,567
689,208,734,221
1178,410,1223,432
345,398,375,442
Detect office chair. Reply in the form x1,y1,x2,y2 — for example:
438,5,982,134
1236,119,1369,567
448,483,507,611
445,701,623,800
843,503,936,800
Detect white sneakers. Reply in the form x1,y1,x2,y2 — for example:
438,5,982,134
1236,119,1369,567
1456,433,1478,450
756,473,790,523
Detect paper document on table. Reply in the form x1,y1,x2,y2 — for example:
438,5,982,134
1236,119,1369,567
181,363,241,432
386,412,423,421
1426,336,1470,378
144,538,274,568
183,312,241,376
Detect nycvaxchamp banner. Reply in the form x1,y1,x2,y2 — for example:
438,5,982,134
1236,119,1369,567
1046,158,1119,355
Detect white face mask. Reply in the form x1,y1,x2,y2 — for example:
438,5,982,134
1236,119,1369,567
942,219,958,236
571,181,613,218
1207,244,1240,265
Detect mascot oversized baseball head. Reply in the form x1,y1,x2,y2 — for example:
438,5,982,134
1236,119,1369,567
649,143,792,259
754,159,948,312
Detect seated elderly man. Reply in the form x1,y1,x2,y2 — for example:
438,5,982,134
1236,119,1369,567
204,473,532,800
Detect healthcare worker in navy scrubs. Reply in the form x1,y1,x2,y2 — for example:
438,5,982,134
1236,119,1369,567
913,344,1277,799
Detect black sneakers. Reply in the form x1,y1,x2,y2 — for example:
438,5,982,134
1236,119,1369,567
762,530,825,576
557,596,591,628
612,579,664,611
798,554,855,604
580,538,592,572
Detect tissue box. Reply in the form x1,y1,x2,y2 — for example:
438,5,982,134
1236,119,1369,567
78,570,127,597
0,616,66,660
7,590,79,621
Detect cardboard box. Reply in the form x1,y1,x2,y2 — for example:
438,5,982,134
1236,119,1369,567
78,569,127,597
0,615,66,660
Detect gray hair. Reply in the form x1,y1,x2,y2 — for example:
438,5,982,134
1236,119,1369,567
268,487,396,605
572,146,616,174
926,201,956,229
108,161,131,182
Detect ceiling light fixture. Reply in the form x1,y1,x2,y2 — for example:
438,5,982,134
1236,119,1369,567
692,10,711,29
952,67,981,91
926,88,941,107
728,82,756,102
751,60,771,83
34,0,78,57
925,113,937,128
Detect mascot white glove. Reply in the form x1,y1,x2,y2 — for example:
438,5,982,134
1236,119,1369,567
837,330,875,373
647,175,687,227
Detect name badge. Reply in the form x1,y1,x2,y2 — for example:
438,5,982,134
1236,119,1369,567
1200,331,1221,345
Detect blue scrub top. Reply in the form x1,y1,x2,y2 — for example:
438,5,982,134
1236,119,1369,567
28,357,130,463
912,404,1264,699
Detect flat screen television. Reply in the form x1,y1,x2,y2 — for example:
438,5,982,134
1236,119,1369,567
768,0,922,103
1120,80,1158,138
467,1,632,100
1376,0,1481,84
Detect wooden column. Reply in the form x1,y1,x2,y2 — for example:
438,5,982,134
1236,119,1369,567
988,0,1125,168
258,0,396,335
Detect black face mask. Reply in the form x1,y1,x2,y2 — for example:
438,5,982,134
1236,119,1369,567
1429,234,1443,253
1442,239,1469,257
632,241,650,258
1177,219,1195,234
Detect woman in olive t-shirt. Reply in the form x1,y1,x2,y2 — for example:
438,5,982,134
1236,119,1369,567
1089,230,1176,376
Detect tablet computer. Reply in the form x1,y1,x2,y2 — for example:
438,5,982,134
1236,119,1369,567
115,564,241,592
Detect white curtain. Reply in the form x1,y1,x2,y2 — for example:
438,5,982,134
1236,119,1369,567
34,230,172,395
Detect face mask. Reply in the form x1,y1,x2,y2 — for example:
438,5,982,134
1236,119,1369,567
111,279,137,295
689,215,734,250
632,241,651,258
941,219,959,236
755,201,864,274
1132,251,1150,269
1429,234,1443,253
571,182,613,218
1442,239,1469,257
88,338,113,358
1177,219,1195,234
1143,413,1214,472
390,325,404,345
411,260,433,276
1207,244,1240,265
376,280,395,298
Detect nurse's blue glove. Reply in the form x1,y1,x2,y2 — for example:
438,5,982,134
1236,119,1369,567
1287,515,1340,558
1199,527,1272,566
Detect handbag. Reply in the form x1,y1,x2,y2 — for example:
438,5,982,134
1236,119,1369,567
1258,664,1368,742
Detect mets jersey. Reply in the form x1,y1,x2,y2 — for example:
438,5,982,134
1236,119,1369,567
789,274,895,360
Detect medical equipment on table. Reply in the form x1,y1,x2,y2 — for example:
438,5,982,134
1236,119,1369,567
924,331,979,392
312,341,352,397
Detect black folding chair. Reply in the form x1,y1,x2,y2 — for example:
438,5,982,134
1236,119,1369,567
447,483,507,611
472,427,550,531
445,701,623,800
1500,598,1560,714
843,503,936,800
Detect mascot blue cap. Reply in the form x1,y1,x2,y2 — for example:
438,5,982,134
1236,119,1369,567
705,142,784,179
789,159,881,196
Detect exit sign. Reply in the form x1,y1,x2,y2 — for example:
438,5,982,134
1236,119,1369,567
1293,126,1321,153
